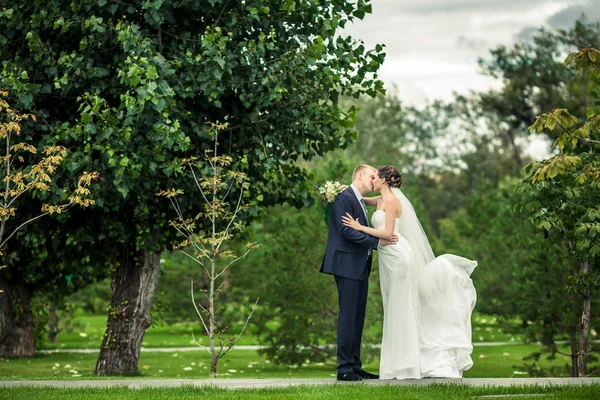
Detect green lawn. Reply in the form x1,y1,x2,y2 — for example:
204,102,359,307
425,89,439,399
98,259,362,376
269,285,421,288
42,312,526,351
42,315,259,350
2,384,600,400
20,312,594,380
0,345,581,380
471,312,523,343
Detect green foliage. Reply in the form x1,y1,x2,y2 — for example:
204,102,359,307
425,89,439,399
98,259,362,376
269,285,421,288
435,178,533,316
0,91,97,259
516,45,600,376
231,156,354,365
478,19,600,167
0,0,385,361
436,178,600,376
0,0,386,257
343,91,439,171
235,202,337,365
518,45,600,263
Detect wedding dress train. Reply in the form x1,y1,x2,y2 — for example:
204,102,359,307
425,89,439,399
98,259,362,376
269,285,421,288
372,204,477,380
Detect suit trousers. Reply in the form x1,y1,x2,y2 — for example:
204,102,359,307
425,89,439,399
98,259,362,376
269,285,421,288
334,267,369,374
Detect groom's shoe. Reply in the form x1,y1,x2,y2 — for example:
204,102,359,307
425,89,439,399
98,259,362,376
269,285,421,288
337,371,363,381
354,369,379,380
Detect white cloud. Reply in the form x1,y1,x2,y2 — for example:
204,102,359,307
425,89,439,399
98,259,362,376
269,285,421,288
364,0,563,14
343,0,597,106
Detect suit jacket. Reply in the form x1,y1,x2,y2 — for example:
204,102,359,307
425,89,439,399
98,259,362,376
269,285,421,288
320,187,379,280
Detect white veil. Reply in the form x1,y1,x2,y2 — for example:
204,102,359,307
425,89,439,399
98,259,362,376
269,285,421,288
391,187,435,270
391,187,477,302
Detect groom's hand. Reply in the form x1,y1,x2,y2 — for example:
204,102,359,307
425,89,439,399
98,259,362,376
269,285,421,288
379,234,399,246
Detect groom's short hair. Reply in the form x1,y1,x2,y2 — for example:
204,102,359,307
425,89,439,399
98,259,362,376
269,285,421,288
352,164,374,181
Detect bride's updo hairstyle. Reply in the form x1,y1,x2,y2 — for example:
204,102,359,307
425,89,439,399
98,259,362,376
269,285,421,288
377,165,402,188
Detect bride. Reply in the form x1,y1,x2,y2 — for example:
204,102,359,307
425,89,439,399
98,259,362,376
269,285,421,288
341,165,477,379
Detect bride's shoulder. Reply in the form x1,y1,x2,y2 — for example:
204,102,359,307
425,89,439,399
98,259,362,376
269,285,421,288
385,196,401,208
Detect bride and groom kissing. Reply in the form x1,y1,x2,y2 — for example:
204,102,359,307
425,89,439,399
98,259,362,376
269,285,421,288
320,164,477,381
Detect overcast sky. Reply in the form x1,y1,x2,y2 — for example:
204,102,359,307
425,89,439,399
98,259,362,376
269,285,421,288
344,0,600,106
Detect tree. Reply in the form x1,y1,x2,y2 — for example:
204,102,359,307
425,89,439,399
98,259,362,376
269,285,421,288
0,90,96,257
344,91,438,171
0,90,98,357
157,125,259,378
517,47,600,376
232,155,352,366
478,19,600,168
0,0,385,373
236,201,339,365
433,177,599,377
413,94,524,233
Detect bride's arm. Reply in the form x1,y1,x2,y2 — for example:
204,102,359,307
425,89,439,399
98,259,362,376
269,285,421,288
363,195,380,207
341,200,398,240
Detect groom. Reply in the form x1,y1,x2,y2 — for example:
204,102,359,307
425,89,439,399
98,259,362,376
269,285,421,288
320,164,397,381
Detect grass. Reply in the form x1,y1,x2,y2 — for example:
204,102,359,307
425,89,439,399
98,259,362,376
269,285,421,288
471,312,523,343
15,312,592,381
0,345,582,380
42,311,524,351
2,384,600,400
42,315,261,350
18,312,595,381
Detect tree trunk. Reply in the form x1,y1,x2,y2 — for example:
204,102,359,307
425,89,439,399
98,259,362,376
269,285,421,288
48,301,58,343
95,244,161,376
579,261,591,377
570,332,579,377
506,128,523,169
0,280,35,357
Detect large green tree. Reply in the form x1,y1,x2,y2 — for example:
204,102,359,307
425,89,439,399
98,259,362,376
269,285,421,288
0,0,385,373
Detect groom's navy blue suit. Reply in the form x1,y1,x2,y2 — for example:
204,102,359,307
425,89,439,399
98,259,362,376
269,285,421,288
321,186,379,375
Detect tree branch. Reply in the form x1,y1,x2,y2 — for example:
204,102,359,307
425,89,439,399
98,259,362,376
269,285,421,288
215,186,245,252
0,211,50,249
191,279,210,335
214,247,252,280
220,297,259,355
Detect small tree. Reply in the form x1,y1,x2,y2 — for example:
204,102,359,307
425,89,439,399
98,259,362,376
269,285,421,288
518,47,600,377
0,90,97,258
0,89,98,356
158,124,259,379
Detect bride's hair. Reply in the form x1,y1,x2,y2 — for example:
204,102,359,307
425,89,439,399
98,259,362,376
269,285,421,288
377,165,402,188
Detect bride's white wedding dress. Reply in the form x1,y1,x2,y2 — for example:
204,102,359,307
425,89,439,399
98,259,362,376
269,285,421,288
372,189,477,380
